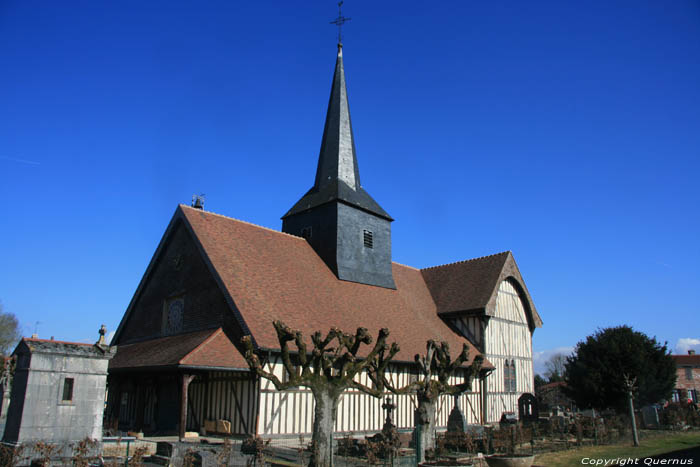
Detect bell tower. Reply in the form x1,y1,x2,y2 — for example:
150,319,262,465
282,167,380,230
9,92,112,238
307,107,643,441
282,44,395,289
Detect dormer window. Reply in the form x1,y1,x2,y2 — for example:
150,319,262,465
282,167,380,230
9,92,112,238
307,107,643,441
363,230,373,248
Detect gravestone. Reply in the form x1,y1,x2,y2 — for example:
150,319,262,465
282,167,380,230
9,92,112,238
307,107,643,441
518,392,539,423
641,406,660,428
447,394,468,433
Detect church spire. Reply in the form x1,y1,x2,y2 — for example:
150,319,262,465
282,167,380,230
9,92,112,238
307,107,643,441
315,44,360,191
282,45,391,221
282,44,396,289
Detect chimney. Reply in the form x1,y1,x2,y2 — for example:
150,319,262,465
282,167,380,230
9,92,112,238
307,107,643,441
689,350,696,355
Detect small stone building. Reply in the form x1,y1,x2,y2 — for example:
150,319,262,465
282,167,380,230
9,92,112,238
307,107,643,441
671,351,699,404
2,336,115,444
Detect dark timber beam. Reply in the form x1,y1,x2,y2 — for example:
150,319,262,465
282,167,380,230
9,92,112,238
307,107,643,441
179,374,196,440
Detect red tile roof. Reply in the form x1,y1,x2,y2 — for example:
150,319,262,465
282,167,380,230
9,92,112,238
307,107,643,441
422,253,510,314
110,328,248,371
672,354,700,366
540,381,567,391
179,205,487,366
422,252,542,329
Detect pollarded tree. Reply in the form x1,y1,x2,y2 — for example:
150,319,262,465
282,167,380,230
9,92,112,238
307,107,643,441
242,321,399,467
564,326,676,412
376,340,483,463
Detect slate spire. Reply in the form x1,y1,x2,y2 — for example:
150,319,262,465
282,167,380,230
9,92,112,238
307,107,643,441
315,44,361,191
282,44,395,289
282,44,392,221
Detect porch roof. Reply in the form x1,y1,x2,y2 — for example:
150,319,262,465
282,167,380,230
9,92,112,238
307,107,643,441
110,327,249,372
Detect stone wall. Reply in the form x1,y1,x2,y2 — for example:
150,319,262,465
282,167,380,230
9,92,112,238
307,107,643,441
2,340,115,444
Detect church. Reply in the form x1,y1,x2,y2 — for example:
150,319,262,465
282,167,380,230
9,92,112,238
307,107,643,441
107,42,542,438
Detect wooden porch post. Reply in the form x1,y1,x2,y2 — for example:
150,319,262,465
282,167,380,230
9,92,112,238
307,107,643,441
179,374,196,440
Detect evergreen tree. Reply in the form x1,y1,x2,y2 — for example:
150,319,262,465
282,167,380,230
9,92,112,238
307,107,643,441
564,326,676,411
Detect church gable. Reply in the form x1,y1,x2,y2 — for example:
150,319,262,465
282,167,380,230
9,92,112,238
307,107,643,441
113,210,231,346
422,251,542,332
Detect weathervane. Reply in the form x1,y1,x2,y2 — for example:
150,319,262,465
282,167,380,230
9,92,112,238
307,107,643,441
330,1,351,45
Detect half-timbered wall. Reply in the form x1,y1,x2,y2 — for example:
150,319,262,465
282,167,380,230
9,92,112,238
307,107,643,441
187,372,258,435
257,358,482,436
484,279,534,423
452,316,483,350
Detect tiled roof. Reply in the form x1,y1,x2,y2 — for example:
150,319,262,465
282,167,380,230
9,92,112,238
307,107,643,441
179,205,486,366
672,354,700,366
539,381,567,391
422,253,510,314
421,252,543,329
110,328,248,371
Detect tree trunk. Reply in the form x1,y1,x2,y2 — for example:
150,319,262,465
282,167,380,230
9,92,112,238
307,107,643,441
310,390,338,467
628,390,639,447
415,397,436,464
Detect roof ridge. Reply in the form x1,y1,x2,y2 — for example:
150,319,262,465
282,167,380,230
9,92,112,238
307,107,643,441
24,337,95,347
421,251,511,271
391,260,419,271
179,327,223,364
180,204,305,240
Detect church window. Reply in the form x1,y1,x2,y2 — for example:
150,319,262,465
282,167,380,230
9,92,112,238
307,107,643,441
363,230,373,248
62,377,74,402
301,226,312,240
504,361,510,392
163,296,184,336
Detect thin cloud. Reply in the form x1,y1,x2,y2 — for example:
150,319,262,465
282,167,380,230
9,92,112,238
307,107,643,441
675,338,700,354
0,155,40,166
533,346,574,376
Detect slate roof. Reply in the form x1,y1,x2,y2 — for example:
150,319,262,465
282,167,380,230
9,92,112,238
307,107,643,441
282,45,392,221
422,252,542,330
672,354,700,366
176,205,485,365
16,338,114,359
110,328,248,371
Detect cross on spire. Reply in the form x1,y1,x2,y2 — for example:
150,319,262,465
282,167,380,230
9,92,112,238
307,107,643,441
330,1,351,45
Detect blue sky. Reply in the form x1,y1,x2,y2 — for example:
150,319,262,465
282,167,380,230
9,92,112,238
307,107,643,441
1,1,699,372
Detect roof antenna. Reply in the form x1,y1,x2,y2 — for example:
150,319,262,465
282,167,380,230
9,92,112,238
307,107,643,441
330,1,351,46
191,194,205,210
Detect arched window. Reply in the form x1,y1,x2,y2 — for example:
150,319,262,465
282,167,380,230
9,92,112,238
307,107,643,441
511,359,517,392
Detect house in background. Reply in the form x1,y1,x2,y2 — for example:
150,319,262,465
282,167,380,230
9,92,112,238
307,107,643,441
671,350,699,404
536,381,576,415
2,330,114,445
107,43,542,438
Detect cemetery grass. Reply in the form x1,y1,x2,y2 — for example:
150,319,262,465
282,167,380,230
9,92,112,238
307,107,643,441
534,431,700,466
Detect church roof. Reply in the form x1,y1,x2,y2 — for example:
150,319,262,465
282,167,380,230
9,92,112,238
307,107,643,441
110,328,248,371
282,45,392,221
422,252,543,330
176,205,483,365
